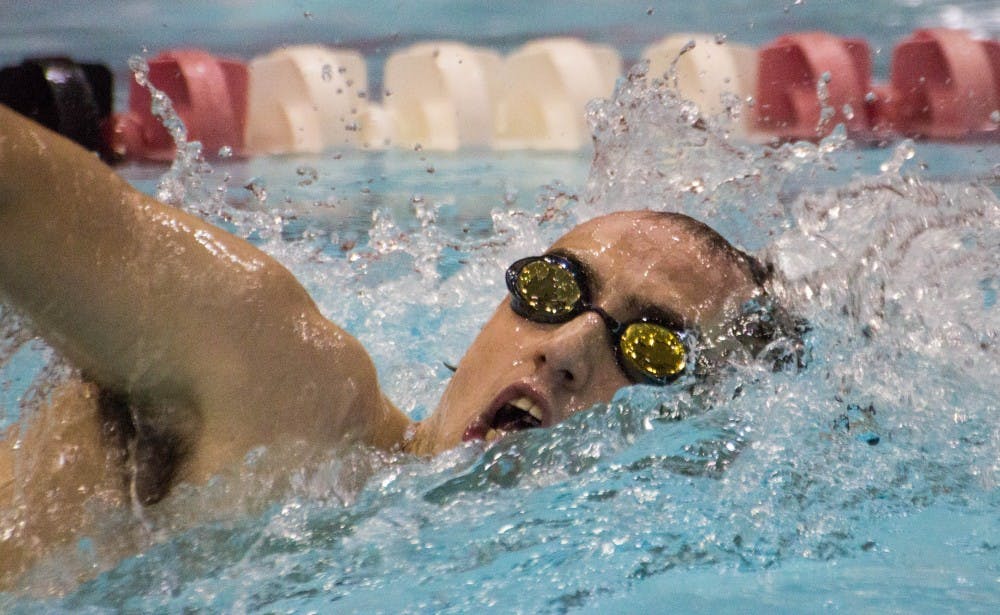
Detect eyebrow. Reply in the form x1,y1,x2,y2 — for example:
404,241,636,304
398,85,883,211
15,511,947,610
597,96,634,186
545,248,603,292
545,248,690,331
621,296,689,331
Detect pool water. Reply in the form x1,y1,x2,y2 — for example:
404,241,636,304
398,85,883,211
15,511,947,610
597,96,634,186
3,1,1000,612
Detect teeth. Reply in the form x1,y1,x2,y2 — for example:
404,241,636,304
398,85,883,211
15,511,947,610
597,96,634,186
510,396,543,421
485,428,503,442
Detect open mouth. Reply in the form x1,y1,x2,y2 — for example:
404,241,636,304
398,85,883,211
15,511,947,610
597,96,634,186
464,395,545,443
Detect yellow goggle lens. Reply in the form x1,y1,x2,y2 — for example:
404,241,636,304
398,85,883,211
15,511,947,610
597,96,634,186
515,260,581,316
619,322,687,379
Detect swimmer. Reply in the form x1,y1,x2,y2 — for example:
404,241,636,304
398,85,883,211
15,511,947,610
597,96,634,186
0,104,791,588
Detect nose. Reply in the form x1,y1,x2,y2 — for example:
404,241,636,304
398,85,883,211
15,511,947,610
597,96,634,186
532,311,611,389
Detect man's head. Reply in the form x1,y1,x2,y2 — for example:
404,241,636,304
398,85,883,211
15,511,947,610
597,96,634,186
410,210,772,455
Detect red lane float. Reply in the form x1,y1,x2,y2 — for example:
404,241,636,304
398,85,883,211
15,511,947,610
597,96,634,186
109,49,248,160
871,28,1000,139
753,32,872,140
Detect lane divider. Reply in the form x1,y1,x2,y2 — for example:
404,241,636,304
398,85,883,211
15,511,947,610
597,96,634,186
496,37,622,150
1,29,996,161
384,41,502,150
753,32,873,140
109,48,248,160
870,28,1000,139
643,33,758,133
246,45,370,154
0,57,114,161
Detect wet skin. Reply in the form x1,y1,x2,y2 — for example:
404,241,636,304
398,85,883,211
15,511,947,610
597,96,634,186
410,211,760,454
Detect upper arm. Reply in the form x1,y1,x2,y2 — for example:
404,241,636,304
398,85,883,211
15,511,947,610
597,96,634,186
0,105,408,481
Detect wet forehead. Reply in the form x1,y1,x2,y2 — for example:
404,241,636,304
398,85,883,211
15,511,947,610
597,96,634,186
549,212,750,324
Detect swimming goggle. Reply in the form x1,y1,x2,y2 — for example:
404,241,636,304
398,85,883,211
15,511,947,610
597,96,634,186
505,254,690,385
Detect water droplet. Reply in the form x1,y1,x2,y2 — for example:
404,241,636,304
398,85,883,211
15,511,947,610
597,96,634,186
303,10,313,19
646,7,654,15
425,165,435,174
217,145,233,158
879,139,915,174
842,104,854,120
865,91,877,103
503,186,518,206
413,143,423,152
322,64,333,81
990,110,1000,124
687,178,704,194
296,166,319,186
244,178,268,202
714,33,727,44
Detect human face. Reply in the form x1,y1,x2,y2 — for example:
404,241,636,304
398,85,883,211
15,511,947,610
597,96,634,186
410,211,758,455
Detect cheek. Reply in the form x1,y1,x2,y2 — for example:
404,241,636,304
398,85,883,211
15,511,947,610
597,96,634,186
463,310,533,366
591,369,632,403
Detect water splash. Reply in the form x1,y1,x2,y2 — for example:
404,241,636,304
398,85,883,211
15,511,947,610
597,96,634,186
582,61,862,252
127,56,215,211
126,55,288,247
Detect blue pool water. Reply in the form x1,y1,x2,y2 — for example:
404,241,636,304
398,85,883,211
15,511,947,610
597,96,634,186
2,1,1000,612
